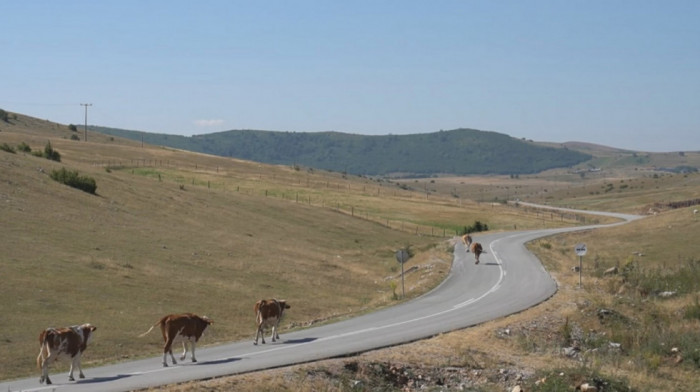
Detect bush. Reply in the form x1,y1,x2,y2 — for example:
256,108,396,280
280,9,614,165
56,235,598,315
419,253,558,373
460,220,489,235
17,142,31,152
0,143,15,153
0,108,8,122
43,141,61,162
49,168,97,194
68,124,78,132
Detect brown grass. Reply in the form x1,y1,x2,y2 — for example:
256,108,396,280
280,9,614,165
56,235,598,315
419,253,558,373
152,207,699,392
0,113,552,380
2,111,698,391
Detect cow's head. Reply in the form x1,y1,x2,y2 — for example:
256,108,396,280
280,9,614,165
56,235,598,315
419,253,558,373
278,300,290,312
80,324,97,346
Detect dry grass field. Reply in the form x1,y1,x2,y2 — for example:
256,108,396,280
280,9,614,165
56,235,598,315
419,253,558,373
152,192,700,391
1,113,571,381
1,112,698,391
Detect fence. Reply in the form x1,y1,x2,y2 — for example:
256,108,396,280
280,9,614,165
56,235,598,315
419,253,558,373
89,158,590,237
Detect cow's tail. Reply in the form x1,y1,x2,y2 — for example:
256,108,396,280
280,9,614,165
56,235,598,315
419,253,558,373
138,322,159,338
37,329,52,369
254,299,266,322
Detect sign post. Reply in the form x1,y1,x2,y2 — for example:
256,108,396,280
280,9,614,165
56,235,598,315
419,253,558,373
395,249,410,298
574,243,587,288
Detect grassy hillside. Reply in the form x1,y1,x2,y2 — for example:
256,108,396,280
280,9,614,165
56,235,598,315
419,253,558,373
89,126,592,176
2,110,698,391
0,111,575,381
157,183,700,392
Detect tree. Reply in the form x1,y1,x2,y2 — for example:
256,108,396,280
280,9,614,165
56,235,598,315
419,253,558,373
44,141,61,162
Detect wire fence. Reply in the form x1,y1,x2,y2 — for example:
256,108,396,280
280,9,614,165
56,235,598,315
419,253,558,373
89,158,593,237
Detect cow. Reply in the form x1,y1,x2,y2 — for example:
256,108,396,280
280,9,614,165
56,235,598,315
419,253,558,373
139,313,213,367
470,242,483,264
461,234,473,252
254,299,290,345
36,323,96,385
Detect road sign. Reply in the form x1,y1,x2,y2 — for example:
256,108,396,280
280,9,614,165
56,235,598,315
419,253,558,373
395,249,409,264
394,249,410,298
575,243,587,256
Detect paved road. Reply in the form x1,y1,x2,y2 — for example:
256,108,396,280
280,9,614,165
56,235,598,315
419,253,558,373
1,206,642,392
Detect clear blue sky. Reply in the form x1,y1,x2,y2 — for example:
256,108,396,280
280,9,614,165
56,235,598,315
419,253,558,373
2,1,698,152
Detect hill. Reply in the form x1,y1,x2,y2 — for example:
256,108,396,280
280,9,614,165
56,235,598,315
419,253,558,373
1,110,578,380
89,126,592,176
2,110,699,391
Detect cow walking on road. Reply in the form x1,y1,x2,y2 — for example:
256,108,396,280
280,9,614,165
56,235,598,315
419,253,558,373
462,234,473,252
470,242,484,264
37,323,97,385
139,313,213,367
254,299,290,345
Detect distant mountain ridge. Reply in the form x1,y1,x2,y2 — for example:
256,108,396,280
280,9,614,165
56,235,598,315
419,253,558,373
90,126,592,176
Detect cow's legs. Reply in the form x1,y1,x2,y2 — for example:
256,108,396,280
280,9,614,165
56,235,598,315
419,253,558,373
38,355,49,384
254,325,265,345
190,341,197,363
68,353,84,381
163,339,177,366
271,322,281,342
38,349,53,385
179,341,188,361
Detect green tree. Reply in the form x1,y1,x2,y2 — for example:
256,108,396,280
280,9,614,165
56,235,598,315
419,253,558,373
44,141,61,162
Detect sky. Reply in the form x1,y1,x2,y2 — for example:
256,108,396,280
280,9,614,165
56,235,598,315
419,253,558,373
2,1,698,152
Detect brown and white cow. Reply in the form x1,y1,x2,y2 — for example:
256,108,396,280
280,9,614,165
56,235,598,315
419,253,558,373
462,234,473,252
37,323,96,385
139,313,213,367
470,242,483,264
254,299,290,345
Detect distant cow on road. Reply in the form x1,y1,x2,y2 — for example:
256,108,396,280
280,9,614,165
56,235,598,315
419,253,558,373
470,242,483,264
254,299,290,345
140,313,213,367
461,234,473,252
37,323,97,385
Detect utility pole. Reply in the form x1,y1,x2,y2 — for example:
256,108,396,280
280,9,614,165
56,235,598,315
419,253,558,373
80,103,92,141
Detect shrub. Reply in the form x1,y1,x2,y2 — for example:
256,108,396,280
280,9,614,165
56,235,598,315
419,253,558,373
43,141,61,162
0,143,15,153
68,124,78,132
17,142,31,152
0,108,8,122
460,220,489,235
529,368,632,392
49,168,97,194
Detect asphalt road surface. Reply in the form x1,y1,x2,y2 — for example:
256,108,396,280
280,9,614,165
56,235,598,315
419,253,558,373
1,206,642,392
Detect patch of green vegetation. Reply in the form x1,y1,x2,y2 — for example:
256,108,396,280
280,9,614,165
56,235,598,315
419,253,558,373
91,126,592,176
0,142,15,153
42,141,61,161
17,142,31,152
529,368,633,392
49,167,97,194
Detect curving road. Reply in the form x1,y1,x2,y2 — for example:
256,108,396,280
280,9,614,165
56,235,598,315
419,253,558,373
1,206,642,392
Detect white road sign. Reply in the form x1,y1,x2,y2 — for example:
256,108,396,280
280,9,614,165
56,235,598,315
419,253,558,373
575,243,587,256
